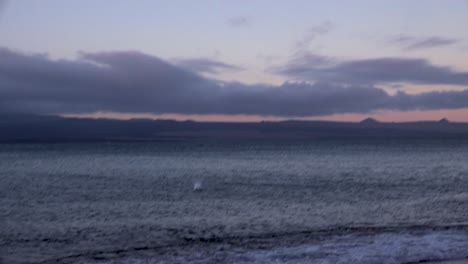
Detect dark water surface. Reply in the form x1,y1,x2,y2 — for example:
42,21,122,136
2,140,468,263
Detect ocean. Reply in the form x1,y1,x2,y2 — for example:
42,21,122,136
2,139,468,263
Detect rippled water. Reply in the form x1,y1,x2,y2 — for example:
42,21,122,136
2,140,468,263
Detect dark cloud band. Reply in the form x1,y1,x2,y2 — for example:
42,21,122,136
273,54,468,86
1,48,468,117
389,35,461,51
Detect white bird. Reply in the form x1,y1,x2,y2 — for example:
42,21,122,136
193,181,202,192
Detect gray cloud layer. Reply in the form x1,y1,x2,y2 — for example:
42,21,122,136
173,58,244,74
1,48,468,117
274,54,468,86
390,35,461,51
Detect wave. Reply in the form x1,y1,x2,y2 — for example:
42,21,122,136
38,224,468,264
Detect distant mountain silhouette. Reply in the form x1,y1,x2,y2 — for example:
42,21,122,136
438,118,449,124
360,117,380,124
1,113,468,142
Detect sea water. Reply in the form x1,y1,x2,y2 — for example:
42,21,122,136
2,139,468,263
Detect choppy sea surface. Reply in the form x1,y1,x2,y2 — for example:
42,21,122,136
2,139,468,263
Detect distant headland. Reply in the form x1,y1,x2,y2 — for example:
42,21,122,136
1,113,468,142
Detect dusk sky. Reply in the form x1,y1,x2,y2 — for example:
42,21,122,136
1,0,468,121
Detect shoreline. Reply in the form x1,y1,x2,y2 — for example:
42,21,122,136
416,260,468,264
420,259,468,264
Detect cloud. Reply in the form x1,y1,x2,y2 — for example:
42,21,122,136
295,21,333,52
2,47,468,117
227,16,251,27
273,55,468,86
173,58,244,74
389,35,461,51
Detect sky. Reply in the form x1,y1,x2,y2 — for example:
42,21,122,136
1,0,468,122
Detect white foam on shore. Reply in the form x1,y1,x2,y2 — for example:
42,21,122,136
243,231,468,264
117,230,468,264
